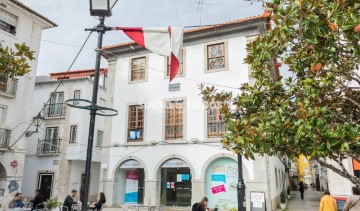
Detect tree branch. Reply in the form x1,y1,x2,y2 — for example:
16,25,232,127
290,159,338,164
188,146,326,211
317,159,360,185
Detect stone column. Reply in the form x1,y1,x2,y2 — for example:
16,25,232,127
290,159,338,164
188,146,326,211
191,179,205,205
144,179,158,206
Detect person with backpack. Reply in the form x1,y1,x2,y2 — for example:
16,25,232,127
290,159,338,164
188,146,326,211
343,186,360,211
192,197,210,211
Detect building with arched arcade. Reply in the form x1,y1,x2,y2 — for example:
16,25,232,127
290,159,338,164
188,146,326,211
100,12,287,211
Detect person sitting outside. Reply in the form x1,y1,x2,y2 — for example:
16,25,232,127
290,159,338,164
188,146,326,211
89,192,106,210
319,190,337,211
63,189,80,211
192,197,210,211
31,189,44,211
9,192,26,208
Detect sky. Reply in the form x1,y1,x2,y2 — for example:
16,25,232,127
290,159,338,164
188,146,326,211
22,0,264,76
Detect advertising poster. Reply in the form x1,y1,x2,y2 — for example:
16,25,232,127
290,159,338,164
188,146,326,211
206,158,239,209
125,170,139,203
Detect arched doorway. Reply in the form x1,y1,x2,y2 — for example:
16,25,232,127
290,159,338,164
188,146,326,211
205,157,249,209
116,159,145,205
0,163,6,207
160,158,191,207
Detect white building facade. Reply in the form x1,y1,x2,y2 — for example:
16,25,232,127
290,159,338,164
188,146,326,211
0,0,56,208
101,13,287,211
22,69,108,202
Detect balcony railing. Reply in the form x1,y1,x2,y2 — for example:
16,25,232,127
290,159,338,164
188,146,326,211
43,103,66,118
0,76,18,97
37,138,61,155
165,125,183,140
0,128,11,149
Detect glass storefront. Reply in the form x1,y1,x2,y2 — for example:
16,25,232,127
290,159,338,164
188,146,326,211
206,158,238,209
116,160,145,205
160,159,191,206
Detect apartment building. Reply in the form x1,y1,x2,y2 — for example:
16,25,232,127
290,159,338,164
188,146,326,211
100,12,287,211
22,69,107,202
0,0,56,208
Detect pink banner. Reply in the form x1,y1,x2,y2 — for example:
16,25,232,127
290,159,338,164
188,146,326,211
126,170,139,180
211,185,226,194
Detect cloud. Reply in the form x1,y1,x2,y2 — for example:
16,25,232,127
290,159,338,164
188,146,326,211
21,0,262,75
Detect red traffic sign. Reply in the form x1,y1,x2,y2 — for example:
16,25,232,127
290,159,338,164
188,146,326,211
10,160,18,168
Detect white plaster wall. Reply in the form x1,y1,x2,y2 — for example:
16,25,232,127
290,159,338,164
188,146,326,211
327,158,353,196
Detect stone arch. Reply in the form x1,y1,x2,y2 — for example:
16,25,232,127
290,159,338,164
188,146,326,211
112,156,148,180
153,154,196,179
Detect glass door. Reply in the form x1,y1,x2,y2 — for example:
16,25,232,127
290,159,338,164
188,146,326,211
49,92,64,116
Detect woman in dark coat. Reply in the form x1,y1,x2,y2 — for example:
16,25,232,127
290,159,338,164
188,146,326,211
192,197,209,211
90,192,106,211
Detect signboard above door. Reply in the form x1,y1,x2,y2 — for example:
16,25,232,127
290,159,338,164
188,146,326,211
162,159,188,168
121,160,142,169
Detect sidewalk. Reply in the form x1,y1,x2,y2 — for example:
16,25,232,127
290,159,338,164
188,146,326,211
287,189,322,211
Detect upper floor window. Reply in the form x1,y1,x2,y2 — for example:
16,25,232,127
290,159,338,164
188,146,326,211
127,105,144,142
73,90,81,105
47,92,65,117
207,42,226,71
0,8,18,35
96,130,103,147
131,57,146,81
69,125,77,143
166,50,185,77
207,106,227,138
165,100,183,140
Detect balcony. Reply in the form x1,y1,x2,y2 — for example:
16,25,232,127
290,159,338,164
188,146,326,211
37,139,61,156
43,103,66,118
0,128,11,150
0,76,18,97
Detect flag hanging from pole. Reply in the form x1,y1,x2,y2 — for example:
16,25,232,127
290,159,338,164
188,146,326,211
115,27,184,82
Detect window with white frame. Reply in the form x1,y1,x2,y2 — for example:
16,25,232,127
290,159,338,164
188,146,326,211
131,57,146,81
206,42,226,71
0,8,18,35
69,125,77,143
96,130,103,147
73,90,81,105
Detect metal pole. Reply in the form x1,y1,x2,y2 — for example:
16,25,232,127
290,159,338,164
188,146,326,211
237,153,246,211
81,16,105,210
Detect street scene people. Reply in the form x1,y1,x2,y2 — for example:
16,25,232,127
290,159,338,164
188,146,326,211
89,192,106,211
192,197,210,211
8,193,26,209
63,190,80,211
31,189,44,211
343,186,360,211
319,190,337,211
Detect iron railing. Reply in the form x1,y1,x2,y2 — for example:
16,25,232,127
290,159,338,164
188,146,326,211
43,103,66,117
0,128,11,148
37,138,61,155
0,76,18,96
165,126,183,140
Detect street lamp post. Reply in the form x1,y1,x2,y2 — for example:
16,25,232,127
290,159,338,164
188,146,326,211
81,1,117,210
237,153,246,211
25,113,44,137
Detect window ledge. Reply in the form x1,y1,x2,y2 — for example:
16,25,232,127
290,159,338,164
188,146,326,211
0,30,17,39
203,138,222,143
205,67,229,73
124,141,147,146
129,79,147,84
162,139,188,144
0,92,16,99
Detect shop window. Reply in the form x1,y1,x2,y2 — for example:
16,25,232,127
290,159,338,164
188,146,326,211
207,106,226,137
206,42,226,71
160,159,191,206
165,100,183,140
116,160,145,205
0,8,18,35
131,57,146,81
127,105,144,142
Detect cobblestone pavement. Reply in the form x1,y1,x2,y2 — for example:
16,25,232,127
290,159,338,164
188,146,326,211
287,189,322,211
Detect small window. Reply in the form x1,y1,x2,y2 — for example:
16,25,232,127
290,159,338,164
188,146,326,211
73,90,81,105
69,125,77,143
166,50,184,77
0,8,18,35
96,130,103,147
207,43,225,71
127,105,144,142
165,100,183,140
131,57,146,81
302,157,308,164
207,105,227,137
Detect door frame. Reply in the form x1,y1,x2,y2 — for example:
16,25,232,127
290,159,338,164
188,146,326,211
36,172,55,200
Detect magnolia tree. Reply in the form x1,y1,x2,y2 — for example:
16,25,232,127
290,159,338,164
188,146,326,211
0,42,35,78
201,0,360,184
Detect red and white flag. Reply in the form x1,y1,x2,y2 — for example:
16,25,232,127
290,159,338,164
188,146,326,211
115,27,184,82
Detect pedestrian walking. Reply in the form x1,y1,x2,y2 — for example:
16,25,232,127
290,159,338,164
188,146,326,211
299,181,305,200
31,189,44,211
343,186,360,211
319,190,337,211
192,197,210,211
